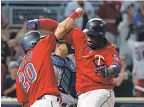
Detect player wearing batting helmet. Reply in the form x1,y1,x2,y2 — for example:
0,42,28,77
16,8,84,107
66,18,122,107
62,18,122,107
26,12,122,107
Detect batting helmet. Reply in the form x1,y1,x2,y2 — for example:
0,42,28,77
83,18,106,39
20,30,42,53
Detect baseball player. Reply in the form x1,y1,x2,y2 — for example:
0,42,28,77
128,25,144,97
16,8,84,107
33,18,122,107
27,22,77,107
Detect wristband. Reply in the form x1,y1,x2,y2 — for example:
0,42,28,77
69,12,79,20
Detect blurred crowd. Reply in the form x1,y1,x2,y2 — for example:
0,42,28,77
1,0,144,98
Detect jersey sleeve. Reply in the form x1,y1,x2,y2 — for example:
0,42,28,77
65,28,86,50
39,33,56,55
39,19,58,32
16,76,28,104
105,48,122,70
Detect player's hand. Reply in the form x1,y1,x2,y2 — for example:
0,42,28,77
27,19,39,30
96,66,109,78
75,8,84,17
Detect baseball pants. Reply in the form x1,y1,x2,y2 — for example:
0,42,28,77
77,89,115,107
31,95,60,107
60,93,77,107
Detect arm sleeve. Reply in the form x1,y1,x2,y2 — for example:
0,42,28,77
105,49,122,76
106,49,122,70
39,19,58,32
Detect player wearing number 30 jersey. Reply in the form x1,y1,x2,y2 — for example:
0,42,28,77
16,8,84,107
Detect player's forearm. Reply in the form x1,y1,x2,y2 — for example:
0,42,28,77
38,19,58,32
55,8,83,39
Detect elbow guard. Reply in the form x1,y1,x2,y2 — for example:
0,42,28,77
108,63,121,77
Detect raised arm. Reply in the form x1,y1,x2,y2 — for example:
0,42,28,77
55,8,84,39
39,19,58,32
27,18,58,32
27,8,84,36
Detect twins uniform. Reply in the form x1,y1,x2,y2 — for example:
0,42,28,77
52,54,77,107
65,29,122,107
16,34,60,107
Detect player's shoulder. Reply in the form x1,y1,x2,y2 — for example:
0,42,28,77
37,34,55,47
39,35,49,42
72,28,83,33
72,28,86,37
104,41,118,54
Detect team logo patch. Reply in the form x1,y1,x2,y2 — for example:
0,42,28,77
112,54,119,61
93,55,105,67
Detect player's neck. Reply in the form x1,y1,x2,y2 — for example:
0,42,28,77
54,51,67,58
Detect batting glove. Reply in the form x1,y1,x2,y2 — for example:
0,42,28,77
27,19,39,30
97,66,110,78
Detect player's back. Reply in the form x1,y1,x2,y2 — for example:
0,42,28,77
17,35,60,106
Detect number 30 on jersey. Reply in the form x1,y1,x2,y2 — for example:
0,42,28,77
18,63,37,92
